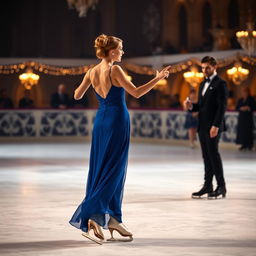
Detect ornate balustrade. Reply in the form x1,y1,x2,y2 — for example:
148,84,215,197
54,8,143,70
0,109,255,144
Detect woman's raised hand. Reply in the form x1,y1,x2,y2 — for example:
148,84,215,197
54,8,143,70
155,66,171,80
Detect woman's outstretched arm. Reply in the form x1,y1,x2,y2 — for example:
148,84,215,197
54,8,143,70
112,65,170,98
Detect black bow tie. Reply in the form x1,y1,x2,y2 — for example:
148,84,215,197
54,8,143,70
204,78,210,83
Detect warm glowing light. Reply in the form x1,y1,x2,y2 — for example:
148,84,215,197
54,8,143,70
156,79,167,86
227,63,249,85
183,67,204,88
154,79,168,91
236,22,256,56
124,72,132,81
19,68,40,90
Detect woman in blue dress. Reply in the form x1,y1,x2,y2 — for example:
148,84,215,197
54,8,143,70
69,34,170,244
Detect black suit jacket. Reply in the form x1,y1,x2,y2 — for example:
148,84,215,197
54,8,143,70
191,75,228,132
51,93,70,108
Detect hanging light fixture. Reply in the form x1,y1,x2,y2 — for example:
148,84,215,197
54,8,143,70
226,62,249,85
19,68,40,90
66,0,100,17
236,21,256,56
183,67,204,87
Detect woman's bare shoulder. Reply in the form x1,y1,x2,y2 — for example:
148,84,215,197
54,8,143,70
89,64,100,73
112,64,122,71
112,65,124,76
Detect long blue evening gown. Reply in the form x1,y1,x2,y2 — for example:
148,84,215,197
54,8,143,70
69,67,130,232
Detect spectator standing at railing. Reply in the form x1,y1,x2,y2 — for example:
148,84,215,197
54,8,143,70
184,89,198,148
170,93,181,109
51,84,70,109
0,89,13,109
19,90,34,109
227,91,236,111
236,87,256,151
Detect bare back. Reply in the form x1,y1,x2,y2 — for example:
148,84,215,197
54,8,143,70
74,63,170,101
89,65,120,99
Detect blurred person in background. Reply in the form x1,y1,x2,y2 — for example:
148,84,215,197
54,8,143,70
0,89,13,109
184,89,198,148
236,87,256,151
227,91,236,111
170,93,181,109
19,90,34,109
51,84,70,109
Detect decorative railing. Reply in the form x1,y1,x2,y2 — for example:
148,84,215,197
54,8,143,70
0,109,255,143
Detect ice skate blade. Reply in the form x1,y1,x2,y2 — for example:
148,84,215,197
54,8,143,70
191,195,208,199
82,233,103,245
107,236,133,242
208,195,226,200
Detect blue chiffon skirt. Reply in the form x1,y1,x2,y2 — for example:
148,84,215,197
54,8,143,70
69,85,130,232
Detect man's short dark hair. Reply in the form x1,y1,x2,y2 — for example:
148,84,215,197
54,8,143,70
201,56,217,66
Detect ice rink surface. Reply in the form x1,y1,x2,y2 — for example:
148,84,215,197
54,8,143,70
0,142,256,256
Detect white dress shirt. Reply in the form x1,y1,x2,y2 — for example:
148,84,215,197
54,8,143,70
202,72,217,96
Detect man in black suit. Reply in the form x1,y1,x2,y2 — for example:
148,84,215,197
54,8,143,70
0,89,13,109
19,90,34,108
184,56,228,199
51,84,70,109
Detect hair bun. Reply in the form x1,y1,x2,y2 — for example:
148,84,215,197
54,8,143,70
95,34,108,48
94,34,122,59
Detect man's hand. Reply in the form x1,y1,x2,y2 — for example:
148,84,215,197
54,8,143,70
210,126,219,138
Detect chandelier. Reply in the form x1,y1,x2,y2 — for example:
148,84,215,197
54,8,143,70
236,22,256,56
19,68,40,90
67,0,99,17
226,62,249,85
183,67,204,87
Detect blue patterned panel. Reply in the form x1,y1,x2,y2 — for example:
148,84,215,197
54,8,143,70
166,112,188,140
131,112,162,138
0,112,36,136
221,113,238,143
40,112,89,136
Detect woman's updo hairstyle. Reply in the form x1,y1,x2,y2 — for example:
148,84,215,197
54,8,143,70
94,34,122,59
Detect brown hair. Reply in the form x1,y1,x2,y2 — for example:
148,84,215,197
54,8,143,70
201,56,217,66
94,34,122,59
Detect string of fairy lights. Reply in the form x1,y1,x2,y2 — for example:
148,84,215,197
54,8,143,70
0,62,94,75
0,55,255,76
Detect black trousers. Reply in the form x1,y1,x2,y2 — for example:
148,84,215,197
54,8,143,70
198,130,225,187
